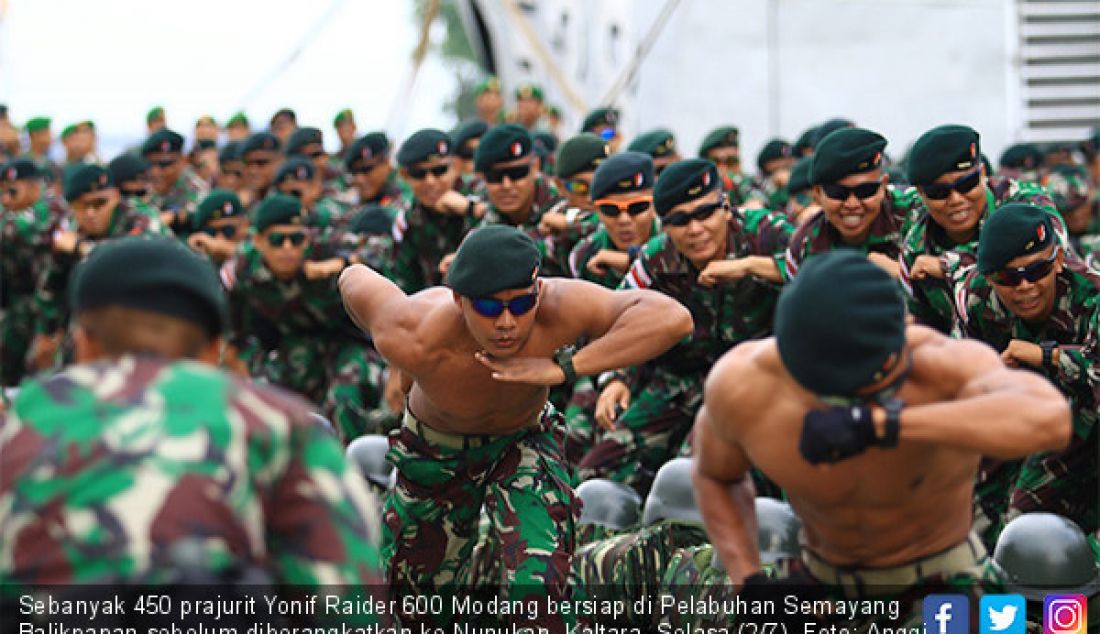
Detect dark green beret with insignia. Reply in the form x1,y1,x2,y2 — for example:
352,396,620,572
555,133,609,179
108,153,149,185
274,156,315,185
241,132,282,156
141,128,184,156
24,117,50,133
345,132,390,168
787,157,814,194
192,189,245,230
977,203,1055,274
591,151,653,200
757,138,793,173
810,128,887,185
793,125,818,155
452,119,489,159
70,236,227,337
1,158,40,182
775,250,906,397
906,124,980,186
474,124,531,173
64,164,113,201
474,76,501,96
146,106,165,124
698,126,740,157
348,203,394,235
581,107,619,134
627,128,677,159
333,108,354,127
447,225,541,298
999,143,1043,172
219,141,244,165
285,127,324,156
227,112,250,128
253,193,306,232
515,83,544,101
653,158,719,214
397,128,451,167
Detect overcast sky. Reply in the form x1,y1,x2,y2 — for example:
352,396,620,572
0,0,458,157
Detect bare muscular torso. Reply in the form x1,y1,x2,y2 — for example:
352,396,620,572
728,326,980,566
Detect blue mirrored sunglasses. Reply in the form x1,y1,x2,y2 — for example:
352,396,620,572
470,292,538,318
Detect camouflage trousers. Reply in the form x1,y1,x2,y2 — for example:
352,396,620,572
0,299,35,387
381,403,580,630
973,457,1023,550
259,333,392,443
562,375,599,464
1008,424,1098,535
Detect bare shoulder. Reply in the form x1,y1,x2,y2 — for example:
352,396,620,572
704,339,778,433
909,325,1001,379
373,287,456,370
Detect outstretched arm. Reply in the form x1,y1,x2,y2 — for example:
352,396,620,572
338,264,426,371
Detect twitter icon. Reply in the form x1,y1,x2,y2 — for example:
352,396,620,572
981,594,1026,634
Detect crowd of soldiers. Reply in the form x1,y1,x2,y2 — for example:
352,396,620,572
1,76,1099,632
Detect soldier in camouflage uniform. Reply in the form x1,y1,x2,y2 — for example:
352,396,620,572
899,125,1066,335
1046,162,1099,257
783,126,919,282
32,164,167,373
999,143,1045,185
698,125,768,209
955,203,1098,547
107,152,165,227
215,140,246,197
626,128,680,177
0,236,383,591
580,107,622,154
345,132,406,210
785,155,821,227
241,132,283,208
755,138,796,211
580,159,792,496
273,156,347,232
141,128,209,240
285,126,353,210
339,225,692,630
473,76,505,126
222,194,387,442
187,189,249,266
20,116,61,191
0,159,53,386
451,119,488,193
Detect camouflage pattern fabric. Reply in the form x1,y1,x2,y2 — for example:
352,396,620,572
567,221,661,289
1,198,53,385
382,403,579,631
721,171,768,209
0,355,383,587
150,167,209,240
899,177,1064,334
657,544,738,631
391,198,476,294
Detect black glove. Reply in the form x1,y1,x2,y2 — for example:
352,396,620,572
800,404,876,464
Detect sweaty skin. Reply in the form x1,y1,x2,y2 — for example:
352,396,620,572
693,325,1071,584
339,264,693,435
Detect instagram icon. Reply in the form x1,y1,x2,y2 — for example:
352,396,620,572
1044,595,1087,634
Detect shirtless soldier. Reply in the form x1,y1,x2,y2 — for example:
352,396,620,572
693,250,1070,627
339,225,693,630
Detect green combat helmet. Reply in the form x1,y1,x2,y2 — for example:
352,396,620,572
576,478,643,531
756,497,802,564
642,458,702,526
993,512,1100,600
345,435,395,490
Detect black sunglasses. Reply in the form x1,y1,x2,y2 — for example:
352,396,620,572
282,189,304,199
123,188,148,198
350,161,384,175
222,169,243,178
662,200,724,227
151,158,176,169
485,163,531,184
922,167,982,200
407,164,450,180
245,157,273,167
711,155,739,168
203,225,238,239
990,246,1059,287
267,230,308,248
470,292,538,318
3,187,17,198
307,150,326,159
821,179,883,201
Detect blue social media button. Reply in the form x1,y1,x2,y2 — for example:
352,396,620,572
925,594,970,634
981,594,1026,634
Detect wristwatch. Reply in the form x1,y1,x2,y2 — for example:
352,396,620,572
1040,340,1058,371
881,398,903,447
553,346,577,385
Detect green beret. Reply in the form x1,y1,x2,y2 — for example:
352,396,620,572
793,125,818,155
107,154,149,185
999,143,1042,171
532,131,557,166
24,117,50,133
83,120,96,131
219,141,244,165
452,119,488,159
274,156,315,184
775,250,906,397
591,152,654,200
555,133,610,178
653,158,719,214
811,118,855,147
333,108,354,127
581,108,619,133
447,225,541,298
906,125,981,186
698,126,739,157
977,203,1056,274
546,105,562,118
474,124,531,173
474,76,501,96
515,83,544,101
1,159,40,182
141,128,184,156
64,164,113,201
241,132,281,156
226,112,250,128
192,189,245,230
787,157,814,194
285,127,323,156
253,194,307,232
757,138,793,173
146,106,165,124
345,132,390,168
397,129,451,167
270,108,296,125
627,128,677,159
60,123,80,140
70,236,227,338
810,128,887,185
348,204,394,235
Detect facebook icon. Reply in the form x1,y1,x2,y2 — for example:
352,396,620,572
924,594,970,634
